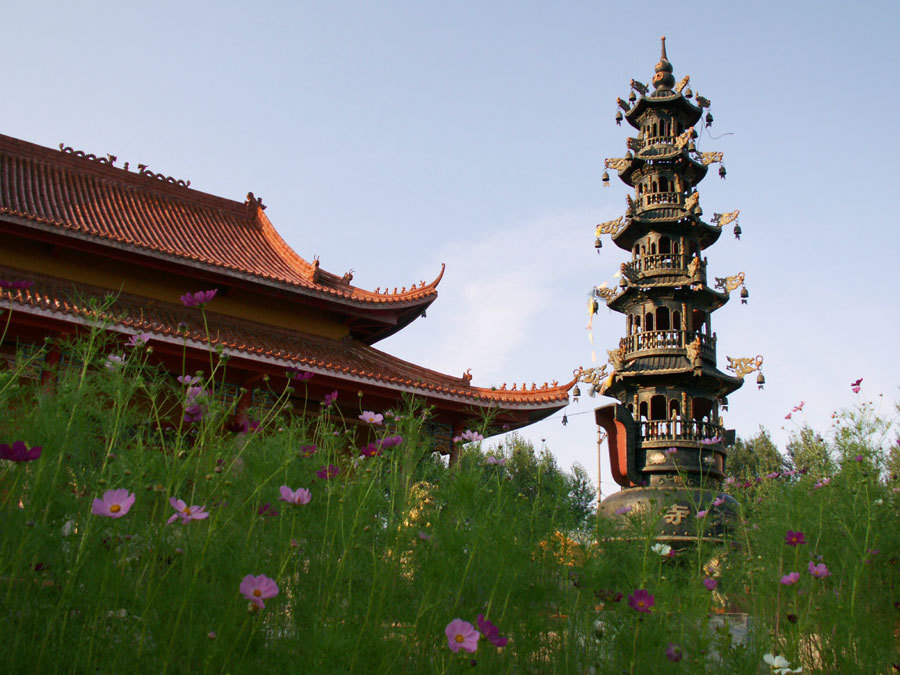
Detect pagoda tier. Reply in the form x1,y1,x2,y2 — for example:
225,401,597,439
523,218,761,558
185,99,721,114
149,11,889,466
591,38,743,521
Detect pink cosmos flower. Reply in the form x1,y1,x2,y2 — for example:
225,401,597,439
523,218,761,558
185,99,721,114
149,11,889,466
851,377,862,393
323,391,338,407
167,497,209,524
316,464,339,480
257,503,280,517
183,386,207,423
485,456,506,465
808,561,831,579
0,441,42,462
614,505,632,515
627,589,654,613
703,577,717,591
92,489,136,518
712,496,725,507
379,435,403,448
453,429,484,443
279,486,311,505
854,455,864,462
180,289,218,307
813,477,830,489
299,444,317,457
766,471,780,479
177,374,201,386
104,354,125,370
477,614,508,647
360,443,381,457
0,279,34,290
696,510,708,519
700,436,721,445
445,619,479,653
239,574,279,609
359,410,384,425
785,530,806,546
666,643,683,662
780,572,800,585
724,476,736,485
126,332,152,348
665,447,677,455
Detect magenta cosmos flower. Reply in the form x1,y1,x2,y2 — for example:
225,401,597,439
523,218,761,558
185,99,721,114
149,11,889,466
476,614,508,647
316,464,339,480
288,368,314,381
851,377,862,393
360,442,381,458
167,497,209,524
453,429,484,443
445,619,479,653
0,279,34,290
703,577,718,591
323,391,338,407
627,589,654,613
239,574,279,609
780,572,800,585
379,435,403,449
0,441,42,462
180,289,218,307
785,530,806,546
808,561,831,579
92,489,136,518
666,643,683,662
279,486,311,505
485,455,506,465
358,410,384,425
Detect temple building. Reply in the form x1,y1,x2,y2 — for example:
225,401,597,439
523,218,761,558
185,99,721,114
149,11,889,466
0,133,571,460
583,39,759,540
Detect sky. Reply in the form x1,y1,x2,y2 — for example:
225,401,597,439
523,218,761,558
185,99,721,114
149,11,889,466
3,1,898,498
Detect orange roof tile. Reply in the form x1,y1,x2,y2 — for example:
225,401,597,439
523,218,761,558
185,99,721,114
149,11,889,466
0,270,572,410
0,134,442,309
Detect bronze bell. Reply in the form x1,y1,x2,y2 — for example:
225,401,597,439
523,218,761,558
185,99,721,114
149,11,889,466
740,286,749,304
719,165,726,179
684,87,693,98
615,111,623,125
572,385,581,401
594,236,603,250
619,276,627,288
756,372,765,390
705,112,714,127
561,414,568,426
628,90,637,103
733,224,742,240
602,170,610,186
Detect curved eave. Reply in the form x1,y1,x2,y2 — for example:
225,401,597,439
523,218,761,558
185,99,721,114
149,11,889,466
606,358,745,397
619,149,708,188
612,215,722,251
624,92,702,129
606,283,729,312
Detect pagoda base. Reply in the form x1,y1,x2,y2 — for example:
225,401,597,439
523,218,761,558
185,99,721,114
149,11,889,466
598,486,738,546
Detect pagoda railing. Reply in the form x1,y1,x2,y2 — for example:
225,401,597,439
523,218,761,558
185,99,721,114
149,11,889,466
638,419,723,443
620,329,715,359
641,192,683,208
643,134,677,148
625,253,700,276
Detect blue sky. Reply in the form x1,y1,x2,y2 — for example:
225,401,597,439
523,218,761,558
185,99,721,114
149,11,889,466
4,1,898,496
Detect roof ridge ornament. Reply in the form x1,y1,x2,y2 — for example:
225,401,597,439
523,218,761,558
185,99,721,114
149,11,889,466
652,36,676,91
59,143,117,166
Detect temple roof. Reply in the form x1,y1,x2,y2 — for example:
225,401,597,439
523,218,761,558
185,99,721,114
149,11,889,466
0,268,572,412
0,133,442,313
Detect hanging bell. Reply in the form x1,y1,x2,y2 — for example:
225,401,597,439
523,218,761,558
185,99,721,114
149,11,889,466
619,275,627,288
594,236,603,251
628,90,637,103
602,170,610,186
718,165,727,179
561,414,568,426
572,385,581,401
684,87,693,98
756,372,766,390
615,111,623,125
740,286,749,304
705,112,714,127
690,128,698,139
687,140,696,153
733,223,742,240
721,397,729,411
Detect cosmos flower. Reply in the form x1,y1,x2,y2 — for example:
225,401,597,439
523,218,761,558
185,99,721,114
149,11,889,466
666,643,683,662
323,391,338,407
177,374,201,386
0,441,42,462
784,530,806,546
485,456,506,465
700,436,721,445
239,574,279,609
766,472,780,479
808,561,831,579
696,510,708,519
763,653,802,673
358,411,384,425
126,332,152,348
360,442,381,458
288,368,314,381
614,505,633,515
476,614,508,647
279,486,311,505
703,577,718,591
453,430,484,443
813,477,830,489
91,489,136,518
379,435,404,449
316,464,340,480
298,444,317,457
180,289,218,307
627,589,654,613
650,543,671,557
445,619,479,653
104,354,125,370
780,572,800,585
712,496,725,507
665,447,678,455
851,378,862,393
257,502,280,517
167,497,209,524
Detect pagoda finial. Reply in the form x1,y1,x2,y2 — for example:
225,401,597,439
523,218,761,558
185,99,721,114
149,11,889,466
653,36,676,91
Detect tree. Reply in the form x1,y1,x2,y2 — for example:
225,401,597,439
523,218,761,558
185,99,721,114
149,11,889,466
786,425,833,479
726,426,787,478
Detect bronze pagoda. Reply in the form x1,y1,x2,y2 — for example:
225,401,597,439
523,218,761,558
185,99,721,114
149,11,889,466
584,38,759,543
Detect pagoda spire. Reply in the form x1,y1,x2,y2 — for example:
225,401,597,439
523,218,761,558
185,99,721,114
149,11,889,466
579,41,761,544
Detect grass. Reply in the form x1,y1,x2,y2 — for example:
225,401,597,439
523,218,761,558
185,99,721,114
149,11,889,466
0,324,898,673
